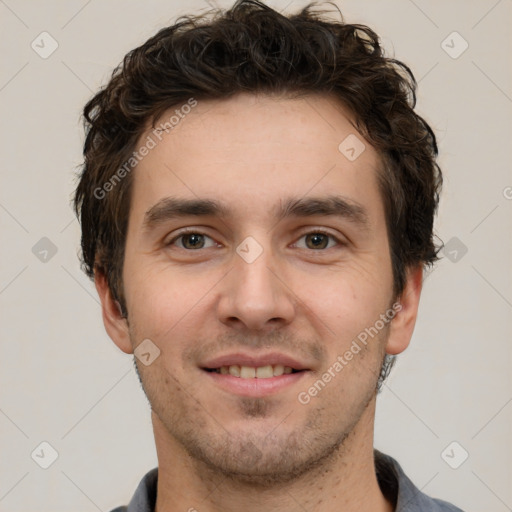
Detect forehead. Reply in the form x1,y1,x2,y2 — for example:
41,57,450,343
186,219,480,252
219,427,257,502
129,93,384,227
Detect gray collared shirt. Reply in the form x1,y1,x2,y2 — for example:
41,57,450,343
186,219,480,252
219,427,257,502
110,450,464,511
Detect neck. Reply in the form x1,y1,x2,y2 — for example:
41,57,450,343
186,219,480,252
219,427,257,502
153,397,393,512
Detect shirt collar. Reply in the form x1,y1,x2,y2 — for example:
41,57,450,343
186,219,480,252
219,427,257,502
123,451,462,511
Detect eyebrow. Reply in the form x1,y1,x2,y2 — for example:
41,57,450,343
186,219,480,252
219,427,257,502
142,195,370,232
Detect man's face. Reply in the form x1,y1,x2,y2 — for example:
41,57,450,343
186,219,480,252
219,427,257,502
108,93,409,483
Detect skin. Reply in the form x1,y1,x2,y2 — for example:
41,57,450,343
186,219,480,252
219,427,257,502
95,92,423,512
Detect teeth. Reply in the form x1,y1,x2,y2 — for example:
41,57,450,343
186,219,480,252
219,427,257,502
228,365,241,377
256,365,273,378
273,364,284,376
215,364,296,379
240,366,256,378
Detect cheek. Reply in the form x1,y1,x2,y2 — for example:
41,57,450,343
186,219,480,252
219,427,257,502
123,264,218,343
294,262,392,341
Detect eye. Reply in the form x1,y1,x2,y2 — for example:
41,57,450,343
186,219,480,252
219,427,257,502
167,230,218,250
166,229,343,251
293,231,342,250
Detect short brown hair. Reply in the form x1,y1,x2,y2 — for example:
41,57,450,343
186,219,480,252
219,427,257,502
73,0,442,315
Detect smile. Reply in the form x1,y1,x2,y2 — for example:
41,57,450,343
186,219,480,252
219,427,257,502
205,364,300,379
202,367,308,397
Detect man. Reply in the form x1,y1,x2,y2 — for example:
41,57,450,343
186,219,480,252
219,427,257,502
73,1,464,510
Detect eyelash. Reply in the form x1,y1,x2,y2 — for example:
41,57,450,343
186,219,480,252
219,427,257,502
166,228,344,251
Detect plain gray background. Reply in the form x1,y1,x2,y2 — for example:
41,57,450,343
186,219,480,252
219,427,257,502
1,1,511,511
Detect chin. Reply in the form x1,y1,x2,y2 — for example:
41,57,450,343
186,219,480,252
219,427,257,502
179,423,349,487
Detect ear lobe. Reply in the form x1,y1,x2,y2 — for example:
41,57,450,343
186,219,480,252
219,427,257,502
385,265,424,356
94,269,133,354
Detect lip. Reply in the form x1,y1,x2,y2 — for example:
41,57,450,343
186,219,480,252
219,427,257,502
203,369,308,398
200,352,311,371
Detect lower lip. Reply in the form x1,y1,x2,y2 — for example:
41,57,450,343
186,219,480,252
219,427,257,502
203,370,308,397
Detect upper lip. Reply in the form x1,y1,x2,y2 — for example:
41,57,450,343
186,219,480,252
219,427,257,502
201,352,311,371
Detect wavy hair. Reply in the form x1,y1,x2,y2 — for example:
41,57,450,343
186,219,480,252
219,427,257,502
74,0,442,316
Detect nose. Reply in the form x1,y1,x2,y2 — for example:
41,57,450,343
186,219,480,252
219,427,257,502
216,243,296,333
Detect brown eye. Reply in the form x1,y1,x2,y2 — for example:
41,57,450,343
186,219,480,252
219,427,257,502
167,231,217,250
180,233,205,249
294,231,340,250
305,233,330,249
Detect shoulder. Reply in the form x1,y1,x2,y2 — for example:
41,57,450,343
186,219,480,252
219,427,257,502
426,498,465,511
407,495,465,512
107,467,158,512
375,450,465,512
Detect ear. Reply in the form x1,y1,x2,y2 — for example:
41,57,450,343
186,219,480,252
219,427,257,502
385,264,424,355
94,269,133,354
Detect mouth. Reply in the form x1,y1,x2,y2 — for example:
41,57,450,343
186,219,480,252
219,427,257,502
200,353,311,397
203,364,302,379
